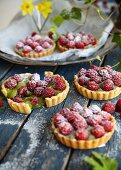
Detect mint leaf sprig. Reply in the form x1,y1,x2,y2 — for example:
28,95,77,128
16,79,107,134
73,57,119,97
85,152,118,170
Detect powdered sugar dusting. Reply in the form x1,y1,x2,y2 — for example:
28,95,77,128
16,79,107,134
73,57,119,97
0,110,46,170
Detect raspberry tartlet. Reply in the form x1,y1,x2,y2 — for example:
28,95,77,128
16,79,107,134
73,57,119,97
52,102,116,149
1,72,69,114
74,65,121,100
57,32,97,52
15,32,56,58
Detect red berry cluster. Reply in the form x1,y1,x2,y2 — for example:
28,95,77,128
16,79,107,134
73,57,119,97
53,102,114,140
16,32,54,54
77,65,121,91
58,32,97,49
5,73,66,106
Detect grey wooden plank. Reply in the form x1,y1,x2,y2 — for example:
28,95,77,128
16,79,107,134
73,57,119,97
67,47,121,170
0,59,13,80
0,62,91,170
0,64,55,162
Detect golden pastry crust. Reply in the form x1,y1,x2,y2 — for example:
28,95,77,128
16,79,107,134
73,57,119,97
52,116,116,149
1,72,69,114
15,42,56,58
74,75,121,100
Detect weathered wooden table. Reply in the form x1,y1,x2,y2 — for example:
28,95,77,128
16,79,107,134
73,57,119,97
0,47,121,170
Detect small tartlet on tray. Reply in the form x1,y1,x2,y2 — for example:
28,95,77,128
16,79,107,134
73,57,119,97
74,65,121,100
15,32,56,58
1,72,69,114
51,103,116,149
57,32,97,52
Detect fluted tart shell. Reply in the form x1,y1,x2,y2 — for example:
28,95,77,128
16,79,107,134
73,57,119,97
15,42,56,58
1,72,69,114
74,75,121,100
52,115,116,149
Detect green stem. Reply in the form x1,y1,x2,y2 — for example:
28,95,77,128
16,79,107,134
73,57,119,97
32,15,41,34
112,62,120,68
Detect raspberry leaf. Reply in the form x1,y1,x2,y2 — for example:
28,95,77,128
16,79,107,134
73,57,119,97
112,34,121,48
84,0,95,4
70,7,82,20
51,15,64,27
85,151,118,170
61,9,70,20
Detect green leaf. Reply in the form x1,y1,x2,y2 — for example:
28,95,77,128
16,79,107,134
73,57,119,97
60,9,70,20
70,7,82,20
112,34,121,48
85,152,118,170
52,33,59,41
51,15,64,27
50,26,56,33
95,55,102,62
84,0,95,4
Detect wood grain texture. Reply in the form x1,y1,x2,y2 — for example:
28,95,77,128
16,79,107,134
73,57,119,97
67,48,121,170
0,62,90,170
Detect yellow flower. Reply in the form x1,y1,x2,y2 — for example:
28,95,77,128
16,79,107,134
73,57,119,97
38,0,53,18
20,0,34,16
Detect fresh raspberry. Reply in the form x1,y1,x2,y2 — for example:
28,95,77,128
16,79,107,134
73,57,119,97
66,32,74,40
70,102,83,113
53,113,67,127
80,32,86,36
73,118,88,129
44,75,52,82
26,38,33,46
115,98,121,112
30,42,39,49
99,69,112,80
48,31,53,39
87,81,99,91
58,122,73,136
12,74,22,82
89,105,101,114
78,75,88,85
53,76,66,90
25,35,31,41
112,73,121,87
104,65,112,72
78,68,87,77
13,95,23,103
60,108,71,118
31,32,37,37
65,111,80,123
92,75,102,84
102,121,114,132
16,41,24,49
74,36,81,42
5,78,17,89
36,80,48,88
34,46,43,53
80,108,93,118
90,65,99,71
102,79,114,91
58,36,68,46
90,37,97,45
102,102,115,114
44,37,53,44
86,69,98,79
34,87,43,96
42,87,55,98
66,41,75,49
99,111,111,121
32,34,41,42
87,115,102,126
42,42,50,49
31,73,40,82
83,40,89,46
23,45,32,53
27,80,37,92
37,38,44,45
18,86,27,97
75,129,89,140
91,125,105,138
75,41,84,49
31,96,39,106
34,87,44,96
0,99,3,107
